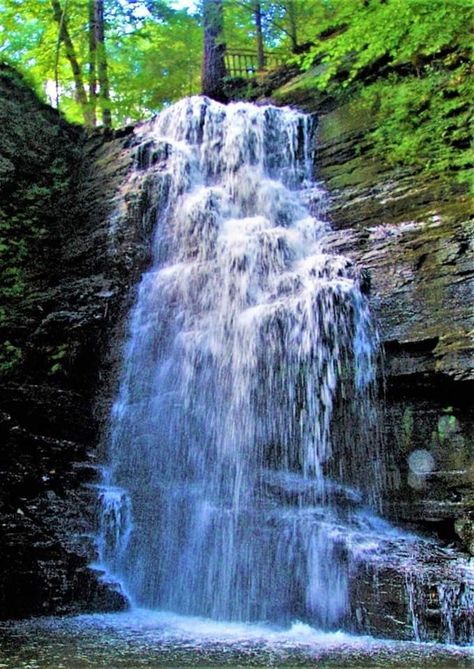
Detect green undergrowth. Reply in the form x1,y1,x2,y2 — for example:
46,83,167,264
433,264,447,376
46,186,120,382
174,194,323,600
297,0,473,188
355,63,473,185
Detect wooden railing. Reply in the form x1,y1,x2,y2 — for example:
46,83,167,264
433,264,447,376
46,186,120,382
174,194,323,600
225,49,287,78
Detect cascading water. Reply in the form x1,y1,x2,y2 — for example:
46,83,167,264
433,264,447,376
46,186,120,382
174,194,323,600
96,97,472,639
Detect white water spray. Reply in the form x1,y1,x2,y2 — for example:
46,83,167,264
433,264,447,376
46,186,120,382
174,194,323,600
98,97,388,627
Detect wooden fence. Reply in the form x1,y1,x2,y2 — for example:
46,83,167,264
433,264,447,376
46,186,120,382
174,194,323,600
224,50,287,78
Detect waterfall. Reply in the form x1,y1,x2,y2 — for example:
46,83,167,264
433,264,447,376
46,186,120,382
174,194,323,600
98,96,387,628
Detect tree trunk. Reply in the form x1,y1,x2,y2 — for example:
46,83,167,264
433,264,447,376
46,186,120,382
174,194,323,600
201,0,227,102
88,0,97,127
286,0,298,52
51,0,93,127
94,0,112,128
253,1,265,71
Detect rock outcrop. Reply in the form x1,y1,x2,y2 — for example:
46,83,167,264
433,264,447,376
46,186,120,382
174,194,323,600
0,66,136,618
273,74,473,553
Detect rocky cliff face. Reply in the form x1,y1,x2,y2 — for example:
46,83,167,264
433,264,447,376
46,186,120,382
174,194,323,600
0,66,136,618
0,65,472,637
273,76,473,552
268,73,473,640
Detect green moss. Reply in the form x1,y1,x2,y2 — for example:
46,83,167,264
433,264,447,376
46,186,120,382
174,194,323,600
48,344,68,376
320,157,383,190
0,340,23,374
318,99,373,142
274,67,323,98
437,414,459,443
271,67,335,112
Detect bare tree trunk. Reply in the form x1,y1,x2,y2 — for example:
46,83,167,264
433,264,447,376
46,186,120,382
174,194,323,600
51,0,93,127
201,0,227,102
94,0,112,128
53,0,68,109
88,0,97,127
286,0,298,52
253,1,265,71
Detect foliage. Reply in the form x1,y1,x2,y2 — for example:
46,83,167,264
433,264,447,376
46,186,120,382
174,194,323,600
302,0,471,86
0,0,471,183
0,0,203,125
0,340,23,374
48,343,68,375
300,0,473,183
0,1,312,124
105,3,203,121
221,1,322,52
361,63,473,182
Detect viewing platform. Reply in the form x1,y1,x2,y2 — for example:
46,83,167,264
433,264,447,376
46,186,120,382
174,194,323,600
224,49,287,78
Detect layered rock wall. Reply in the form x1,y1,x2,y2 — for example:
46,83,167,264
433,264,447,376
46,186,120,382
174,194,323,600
273,76,473,550
0,67,137,618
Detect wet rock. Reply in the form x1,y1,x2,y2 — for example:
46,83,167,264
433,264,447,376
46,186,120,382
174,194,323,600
270,75,473,555
323,216,474,547
349,542,474,644
455,519,474,556
0,66,138,620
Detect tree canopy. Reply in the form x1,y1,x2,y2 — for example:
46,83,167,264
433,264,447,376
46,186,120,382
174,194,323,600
0,1,327,124
0,0,205,125
0,0,471,183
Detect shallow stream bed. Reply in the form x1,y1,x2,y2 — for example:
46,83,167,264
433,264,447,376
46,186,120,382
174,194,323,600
0,610,472,668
